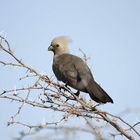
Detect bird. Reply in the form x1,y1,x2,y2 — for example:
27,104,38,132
48,36,113,104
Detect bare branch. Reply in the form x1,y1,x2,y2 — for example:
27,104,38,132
0,35,139,140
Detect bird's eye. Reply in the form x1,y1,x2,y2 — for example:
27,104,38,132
56,44,59,47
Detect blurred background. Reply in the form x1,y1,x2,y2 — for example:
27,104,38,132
0,0,140,140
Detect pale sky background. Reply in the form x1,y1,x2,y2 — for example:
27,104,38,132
0,0,140,140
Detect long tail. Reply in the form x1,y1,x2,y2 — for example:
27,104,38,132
86,80,113,103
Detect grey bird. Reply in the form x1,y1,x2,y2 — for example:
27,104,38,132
48,36,113,103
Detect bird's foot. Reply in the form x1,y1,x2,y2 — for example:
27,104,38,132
91,103,101,111
59,84,71,92
65,84,71,91
75,90,80,96
64,91,80,103
64,98,69,103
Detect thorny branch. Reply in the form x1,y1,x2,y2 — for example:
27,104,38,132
0,36,140,140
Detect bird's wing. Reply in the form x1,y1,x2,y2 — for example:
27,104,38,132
53,54,93,90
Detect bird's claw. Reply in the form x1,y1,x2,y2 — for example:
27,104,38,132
59,84,71,92
64,98,69,103
91,103,101,111
75,90,80,96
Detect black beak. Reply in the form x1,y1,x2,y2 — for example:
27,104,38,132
48,45,53,51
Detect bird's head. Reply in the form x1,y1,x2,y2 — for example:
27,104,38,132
48,36,71,56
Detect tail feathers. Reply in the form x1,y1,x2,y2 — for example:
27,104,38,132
86,80,113,104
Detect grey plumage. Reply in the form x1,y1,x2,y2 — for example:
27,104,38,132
48,36,113,103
